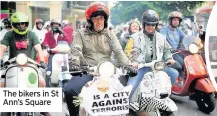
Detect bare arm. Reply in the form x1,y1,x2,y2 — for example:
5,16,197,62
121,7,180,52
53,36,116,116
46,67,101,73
34,44,45,62
0,44,7,60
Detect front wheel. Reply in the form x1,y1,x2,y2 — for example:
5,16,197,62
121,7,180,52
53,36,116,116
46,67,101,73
195,92,216,114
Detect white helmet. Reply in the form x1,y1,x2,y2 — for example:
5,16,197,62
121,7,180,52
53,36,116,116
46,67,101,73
44,21,51,28
51,18,61,27
62,20,69,27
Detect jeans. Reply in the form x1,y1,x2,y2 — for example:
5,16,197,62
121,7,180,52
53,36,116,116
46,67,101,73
171,53,184,74
127,66,178,100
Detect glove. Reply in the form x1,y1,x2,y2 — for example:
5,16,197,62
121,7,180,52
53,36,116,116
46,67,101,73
1,60,4,68
40,61,47,69
57,29,63,34
52,27,63,34
128,67,138,77
69,65,80,71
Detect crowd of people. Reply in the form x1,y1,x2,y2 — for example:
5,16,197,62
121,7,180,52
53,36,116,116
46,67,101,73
0,1,207,116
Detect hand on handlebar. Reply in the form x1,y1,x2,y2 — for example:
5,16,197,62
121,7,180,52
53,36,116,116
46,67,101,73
40,61,47,69
47,47,58,54
129,62,139,69
128,66,138,77
166,59,176,66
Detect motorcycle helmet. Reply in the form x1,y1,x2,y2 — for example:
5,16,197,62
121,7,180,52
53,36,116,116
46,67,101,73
85,2,110,30
50,18,61,33
62,20,69,27
35,18,44,30
142,9,159,36
2,17,12,28
168,11,183,27
11,12,29,35
50,18,61,27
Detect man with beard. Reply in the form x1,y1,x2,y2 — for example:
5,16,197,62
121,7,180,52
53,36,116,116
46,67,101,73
63,2,136,116
160,11,186,77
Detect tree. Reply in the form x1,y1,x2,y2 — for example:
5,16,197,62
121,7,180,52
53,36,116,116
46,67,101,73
111,1,205,26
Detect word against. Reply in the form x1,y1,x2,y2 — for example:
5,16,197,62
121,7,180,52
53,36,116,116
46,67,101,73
0,88,62,112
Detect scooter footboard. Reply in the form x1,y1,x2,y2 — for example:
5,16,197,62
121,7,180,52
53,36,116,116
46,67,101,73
195,78,216,93
145,97,177,112
130,95,177,113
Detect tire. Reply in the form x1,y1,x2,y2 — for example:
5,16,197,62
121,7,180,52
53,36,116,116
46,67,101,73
195,92,216,114
160,110,175,116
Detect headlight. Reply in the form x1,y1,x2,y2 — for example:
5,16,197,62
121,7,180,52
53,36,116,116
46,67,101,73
16,53,28,65
97,61,115,77
154,61,166,71
188,43,199,54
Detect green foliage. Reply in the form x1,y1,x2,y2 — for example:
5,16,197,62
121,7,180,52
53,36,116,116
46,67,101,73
111,1,205,26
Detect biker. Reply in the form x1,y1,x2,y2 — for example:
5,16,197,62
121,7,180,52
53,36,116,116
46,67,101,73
1,17,13,63
42,18,70,87
125,10,179,113
32,18,47,44
62,20,74,45
1,17,12,41
0,11,47,94
63,2,136,116
160,11,186,76
44,21,51,32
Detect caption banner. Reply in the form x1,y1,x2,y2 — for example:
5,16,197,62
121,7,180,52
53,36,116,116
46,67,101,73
0,88,62,112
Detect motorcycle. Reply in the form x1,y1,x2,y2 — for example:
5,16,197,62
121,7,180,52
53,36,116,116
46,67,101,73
171,36,216,114
1,53,44,116
129,60,177,116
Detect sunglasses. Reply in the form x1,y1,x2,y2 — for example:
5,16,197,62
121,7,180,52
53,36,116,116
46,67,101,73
14,22,26,25
145,23,156,26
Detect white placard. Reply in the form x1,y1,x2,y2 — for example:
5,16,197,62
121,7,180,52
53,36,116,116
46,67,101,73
0,88,62,112
80,85,132,116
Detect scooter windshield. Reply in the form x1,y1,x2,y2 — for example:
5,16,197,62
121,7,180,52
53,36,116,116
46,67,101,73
182,35,195,50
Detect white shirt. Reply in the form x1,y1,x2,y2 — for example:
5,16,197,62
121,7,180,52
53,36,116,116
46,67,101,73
1,29,12,41
32,28,47,44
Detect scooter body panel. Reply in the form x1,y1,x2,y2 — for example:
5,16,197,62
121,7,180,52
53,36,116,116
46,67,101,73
132,68,177,113
4,64,39,88
195,78,216,93
172,51,212,96
50,53,70,85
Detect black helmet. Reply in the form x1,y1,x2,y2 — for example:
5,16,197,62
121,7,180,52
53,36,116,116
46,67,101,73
142,9,159,28
142,10,159,37
2,17,12,28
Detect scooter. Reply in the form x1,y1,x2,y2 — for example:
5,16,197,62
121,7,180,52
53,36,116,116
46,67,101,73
45,41,71,87
171,37,216,114
45,41,71,102
129,61,177,116
1,53,44,116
